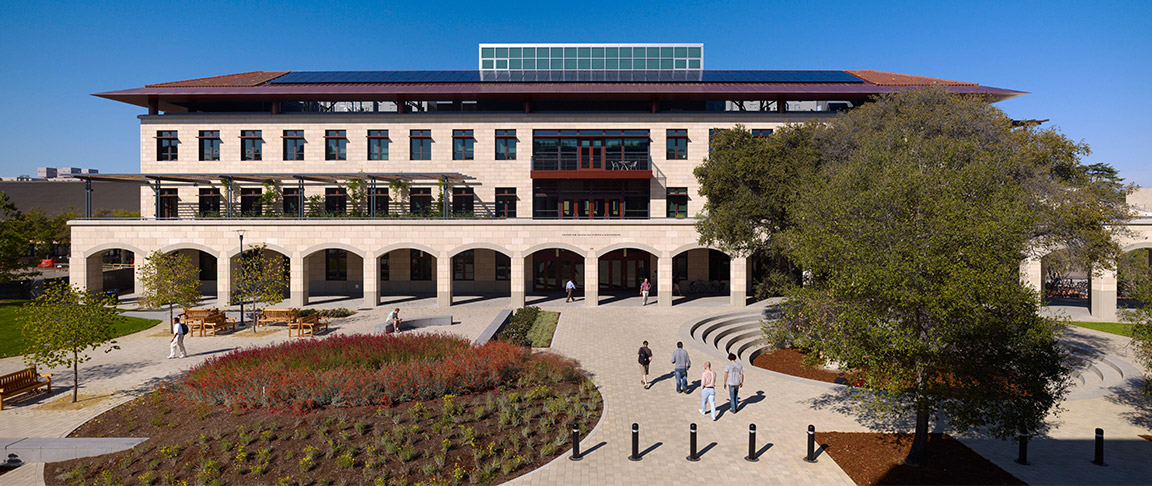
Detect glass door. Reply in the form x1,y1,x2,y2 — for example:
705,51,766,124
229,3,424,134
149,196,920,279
579,139,603,170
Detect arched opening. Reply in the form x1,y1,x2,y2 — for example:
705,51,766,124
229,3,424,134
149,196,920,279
450,248,512,306
670,248,731,306
1118,247,1152,311
229,248,290,304
378,249,437,306
526,248,584,306
1041,248,1089,310
597,248,657,306
167,249,218,298
84,248,136,297
302,248,364,307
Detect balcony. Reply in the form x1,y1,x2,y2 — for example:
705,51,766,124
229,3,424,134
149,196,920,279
530,155,652,179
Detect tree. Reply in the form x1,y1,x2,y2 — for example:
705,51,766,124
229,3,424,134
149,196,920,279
233,243,287,332
19,280,122,403
739,88,1128,465
137,250,203,327
1119,248,1152,394
0,192,35,283
24,207,79,260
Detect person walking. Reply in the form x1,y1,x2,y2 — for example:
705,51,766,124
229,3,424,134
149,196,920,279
640,278,651,306
385,307,403,333
168,316,187,359
723,353,744,414
565,279,576,303
699,361,717,420
671,341,691,394
638,341,653,389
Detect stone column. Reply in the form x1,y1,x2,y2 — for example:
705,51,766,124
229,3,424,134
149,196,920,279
70,251,88,291
1090,265,1117,321
1019,257,1043,297
658,252,673,307
584,251,599,307
217,255,231,307
509,252,525,309
289,254,306,308
437,252,453,307
730,256,748,307
362,254,378,309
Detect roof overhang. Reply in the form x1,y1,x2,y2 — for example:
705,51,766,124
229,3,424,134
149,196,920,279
76,172,474,184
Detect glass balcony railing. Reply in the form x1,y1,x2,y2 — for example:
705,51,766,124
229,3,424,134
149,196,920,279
531,155,651,172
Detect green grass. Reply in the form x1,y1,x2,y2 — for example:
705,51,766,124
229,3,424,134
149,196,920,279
0,300,162,359
1068,320,1136,337
526,311,561,348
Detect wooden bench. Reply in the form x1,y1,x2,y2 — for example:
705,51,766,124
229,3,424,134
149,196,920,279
288,314,329,337
0,367,52,411
180,308,219,336
257,308,298,328
199,313,237,337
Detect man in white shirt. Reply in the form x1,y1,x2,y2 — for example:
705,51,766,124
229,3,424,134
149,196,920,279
565,279,576,303
168,317,187,359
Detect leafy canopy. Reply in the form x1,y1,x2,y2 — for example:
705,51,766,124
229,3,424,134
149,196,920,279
137,250,203,324
232,243,288,320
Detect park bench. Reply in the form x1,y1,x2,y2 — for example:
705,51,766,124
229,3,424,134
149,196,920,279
257,308,298,328
198,313,237,337
180,308,219,335
0,367,52,411
288,314,329,337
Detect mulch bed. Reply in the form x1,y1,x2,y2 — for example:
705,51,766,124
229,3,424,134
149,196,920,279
752,347,858,384
819,432,1025,486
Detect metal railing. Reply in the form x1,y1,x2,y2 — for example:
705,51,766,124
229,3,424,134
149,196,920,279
531,155,651,171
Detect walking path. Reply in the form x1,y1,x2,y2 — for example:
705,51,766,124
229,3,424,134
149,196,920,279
0,298,1149,485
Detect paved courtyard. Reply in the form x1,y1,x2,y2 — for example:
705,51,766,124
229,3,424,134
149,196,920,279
1,298,1150,485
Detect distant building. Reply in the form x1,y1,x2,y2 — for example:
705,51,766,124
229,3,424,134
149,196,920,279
37,167,100,179
37,167,57,179
0,179,140,216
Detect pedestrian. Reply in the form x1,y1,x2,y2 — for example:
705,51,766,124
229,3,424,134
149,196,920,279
638,340,653,389
673,275,681,296
699,361,717,420
385,307,403,333
723,353,744,414
168,316,187,359
565,279,576,303
640,278,651,306
671,341,691,394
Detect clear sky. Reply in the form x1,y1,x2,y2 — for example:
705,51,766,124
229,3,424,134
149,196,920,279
0,0,1148,185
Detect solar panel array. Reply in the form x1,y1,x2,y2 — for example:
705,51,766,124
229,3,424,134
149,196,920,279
268,70,864,84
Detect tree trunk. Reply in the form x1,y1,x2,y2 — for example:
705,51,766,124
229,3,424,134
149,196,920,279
169,303,175,333
72,351,78,403
906,402,930,466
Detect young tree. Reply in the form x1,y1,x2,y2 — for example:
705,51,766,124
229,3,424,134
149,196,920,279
233,243,287,332
24,207,79,260
0,191,35,283
137,250,203,327
750,88,1129,465
19,280,123,403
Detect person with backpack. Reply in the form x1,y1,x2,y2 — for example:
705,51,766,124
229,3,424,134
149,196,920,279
168,316,187,359
638,340,653,389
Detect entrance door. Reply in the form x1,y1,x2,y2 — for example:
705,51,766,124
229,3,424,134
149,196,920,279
598,251,651,290
532,251,584,291
579,139,602,170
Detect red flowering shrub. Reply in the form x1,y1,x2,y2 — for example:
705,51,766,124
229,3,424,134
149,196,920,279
167,333,554,411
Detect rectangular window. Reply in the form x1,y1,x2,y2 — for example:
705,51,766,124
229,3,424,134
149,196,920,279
410,187,432,215
156,131,178,161
241,130,262,161
198,188,221,216
379,252,389,281
451,187,474,215
666,187,688,218
368,130,389,160
325,187,347,215
372,187,389,216
453,249,474,281
283,187,301,216
495,129,516,160
495,187,517,218
452,129,474,160
198,131,220,161
751,129,774,138
283,130,305,161
410,130,432,160
157,188,178,218
325,130,347,160
326,249,347,281
666,129,688,160
240,188,262,216
410,250,433,281
494,252,510,281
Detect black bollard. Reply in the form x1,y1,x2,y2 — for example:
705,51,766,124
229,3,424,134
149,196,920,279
746,424,758,462
628,423,641,461
687,423,700,462
1093,428,1105,466
804,424,817,462
569,422,582,461
1014,435,1028,465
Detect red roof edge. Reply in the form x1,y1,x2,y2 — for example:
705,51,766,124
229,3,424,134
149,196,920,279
145,71,291,88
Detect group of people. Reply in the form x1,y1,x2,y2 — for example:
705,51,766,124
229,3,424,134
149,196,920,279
638,340,744,420
565,277,655,306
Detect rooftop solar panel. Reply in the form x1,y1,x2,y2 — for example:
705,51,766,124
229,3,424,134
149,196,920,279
267,70,863,84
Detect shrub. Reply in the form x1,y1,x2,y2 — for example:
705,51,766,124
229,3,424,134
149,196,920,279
298,308,356,318
497,306,541,346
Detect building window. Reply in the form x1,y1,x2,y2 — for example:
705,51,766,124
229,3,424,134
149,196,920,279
410,250,433,281
368,130,389,160
494,252,510,281
451,187,474,215
495,187,516,218
283,130,305,161
326,249,347,281
410,187,432,215
156,131,178,161
283,187,301,216
453,249,474,281
241,130,262,161
709,249,731,282
325,130,347,160
158,188,178,218
325,187,347,215
198,131,220,161
372,187,389,216
496,129,516,160
751,129,774,138
240,188,262,216
199,251,217,282
667,187,688,218
410,130,432,160
198,188,221,216
531,129,650,171
379,252,389,281
666,129,688,160
452,130,474,160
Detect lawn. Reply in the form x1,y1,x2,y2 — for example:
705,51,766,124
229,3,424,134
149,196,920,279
0,300,161,359
1068,320,1136,337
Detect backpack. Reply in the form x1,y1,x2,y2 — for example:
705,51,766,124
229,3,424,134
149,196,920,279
638,348,650,365
178,323,189,335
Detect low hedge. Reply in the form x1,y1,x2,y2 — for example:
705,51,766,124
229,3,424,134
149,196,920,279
298,307,356,318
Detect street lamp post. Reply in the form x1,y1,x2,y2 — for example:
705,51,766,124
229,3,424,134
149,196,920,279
236,229,246,328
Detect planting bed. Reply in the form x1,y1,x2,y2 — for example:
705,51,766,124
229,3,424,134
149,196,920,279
752,347,858,384
47,333,602,486
819,432,1024,485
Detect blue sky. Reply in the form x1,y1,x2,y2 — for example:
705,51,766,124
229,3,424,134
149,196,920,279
1,0,1149,185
